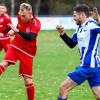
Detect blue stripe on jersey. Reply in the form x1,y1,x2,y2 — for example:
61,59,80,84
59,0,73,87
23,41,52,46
72,26,82,43
92,28,100,34
95,37,100,66
72,33,77,43
80,47,85,63
83,29,99,67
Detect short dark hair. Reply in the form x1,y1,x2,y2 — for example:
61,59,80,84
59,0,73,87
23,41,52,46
73,4,90,17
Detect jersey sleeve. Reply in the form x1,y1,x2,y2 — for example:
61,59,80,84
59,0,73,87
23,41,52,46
91,28,100,34
89,21,100,34
4,14,12,24
72,33,77,43
30,18,41,34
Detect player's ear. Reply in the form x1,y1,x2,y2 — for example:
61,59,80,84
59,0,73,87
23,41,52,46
78,12,83,20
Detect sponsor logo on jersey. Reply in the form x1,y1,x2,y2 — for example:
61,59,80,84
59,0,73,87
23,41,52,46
26,27,30,32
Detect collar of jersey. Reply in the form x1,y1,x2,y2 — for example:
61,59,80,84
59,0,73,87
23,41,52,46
80,18,90,27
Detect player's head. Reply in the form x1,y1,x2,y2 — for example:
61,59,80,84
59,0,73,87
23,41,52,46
0,3,7,15
73,4,90,25
18,3,33,23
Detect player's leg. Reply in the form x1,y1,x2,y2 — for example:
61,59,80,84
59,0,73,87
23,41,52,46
0,46,17,75
0,43,3,61
57,66,87,100
57,77,77,100
2,38,10,52
88,67,100,100
0,61,9,75
18,52,34,100
92,86,100,100
0,41,3,52
23,76,34,100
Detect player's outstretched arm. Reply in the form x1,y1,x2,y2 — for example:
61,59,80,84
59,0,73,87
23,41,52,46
56,24,77,48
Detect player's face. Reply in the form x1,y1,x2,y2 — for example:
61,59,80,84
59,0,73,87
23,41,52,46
19,8,32,23
0,6,6,15
73,11,82,25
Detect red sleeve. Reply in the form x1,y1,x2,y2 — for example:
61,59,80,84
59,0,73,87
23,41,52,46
4,14,12,24
31,17,41,34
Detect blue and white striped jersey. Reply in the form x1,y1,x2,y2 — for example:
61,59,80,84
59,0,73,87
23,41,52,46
72,19,100,68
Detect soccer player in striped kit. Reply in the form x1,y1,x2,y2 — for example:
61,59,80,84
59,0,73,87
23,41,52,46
56,4,100,100
0,3,41,100
92,6,100,66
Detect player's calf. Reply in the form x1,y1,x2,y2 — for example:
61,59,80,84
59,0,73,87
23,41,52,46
0,61,9,75
25,83,34,100
0,65,5,75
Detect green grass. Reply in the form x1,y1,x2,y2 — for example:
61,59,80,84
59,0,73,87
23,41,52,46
0,30,96,100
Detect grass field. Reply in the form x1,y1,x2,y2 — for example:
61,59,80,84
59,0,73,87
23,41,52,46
0,30,97,100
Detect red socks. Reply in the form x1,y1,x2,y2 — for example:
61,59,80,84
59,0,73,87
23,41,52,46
25,83,35,100
0,64,35,100
0,65,5,75
0,65,34,100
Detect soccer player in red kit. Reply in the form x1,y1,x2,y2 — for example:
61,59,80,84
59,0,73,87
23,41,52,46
0,3,41,100
0,3,12,53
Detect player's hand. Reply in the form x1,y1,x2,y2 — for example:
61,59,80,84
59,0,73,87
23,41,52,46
8,30,15,36
8,24,19,33
0,33,4,37
56,24,64,34
92,7,100,21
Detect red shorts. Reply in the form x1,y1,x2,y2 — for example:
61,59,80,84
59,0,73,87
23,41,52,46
0,38,10,52
3,46,33,77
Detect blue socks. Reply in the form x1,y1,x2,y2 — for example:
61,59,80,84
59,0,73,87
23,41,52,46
57,97,67,100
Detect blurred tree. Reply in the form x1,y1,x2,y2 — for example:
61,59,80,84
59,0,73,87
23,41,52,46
39,0,49,15
34,0,41,15
0,0,100,16
11,0,15,16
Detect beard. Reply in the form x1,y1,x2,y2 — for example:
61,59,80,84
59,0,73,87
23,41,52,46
76,20,81,25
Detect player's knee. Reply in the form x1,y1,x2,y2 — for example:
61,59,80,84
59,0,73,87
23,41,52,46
24,76,33,85
0,61,9,68
0,61,9,75
59,83,68,93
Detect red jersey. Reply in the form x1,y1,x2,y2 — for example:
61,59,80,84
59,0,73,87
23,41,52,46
10,16,41,57
0,13,12,38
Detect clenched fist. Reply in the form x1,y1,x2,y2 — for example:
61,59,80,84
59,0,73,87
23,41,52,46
56,24,64,34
